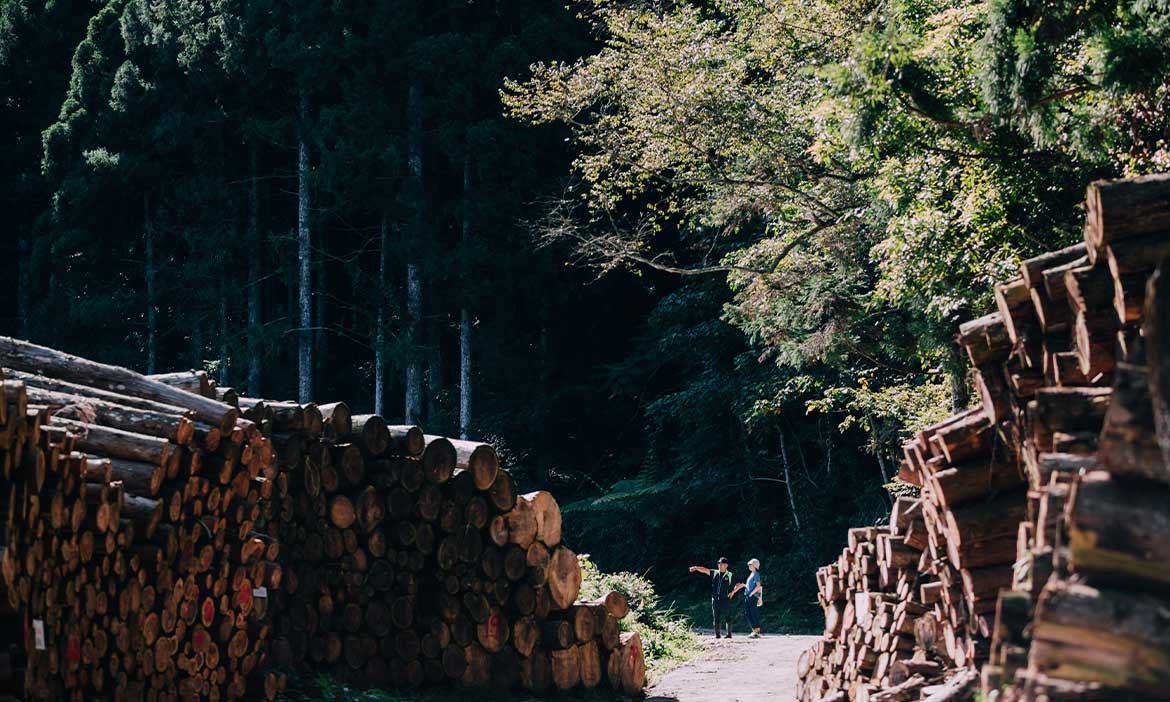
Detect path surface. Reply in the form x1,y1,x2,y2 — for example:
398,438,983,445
645,633,819,702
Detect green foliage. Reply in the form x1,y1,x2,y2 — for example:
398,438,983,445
578,555,700,673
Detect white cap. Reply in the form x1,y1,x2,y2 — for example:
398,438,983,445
748,558,761,569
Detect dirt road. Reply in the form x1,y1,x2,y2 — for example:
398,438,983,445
645,633,819,702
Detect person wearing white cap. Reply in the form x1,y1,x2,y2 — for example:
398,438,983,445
731,558,763,637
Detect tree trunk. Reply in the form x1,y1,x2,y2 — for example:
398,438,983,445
297,89,313,404
946,342,970,413
218,278,229,385
426,317,442,423
406,263,422,423
18,233,30,339
1147,261,1170,469
191,318,202,370
404,82,423,423
144,193,157,374
247,147,262,396
460,149,473,440
780,430,801,530
315,246,326,380
375,215,388,416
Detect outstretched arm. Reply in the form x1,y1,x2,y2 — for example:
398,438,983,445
688,566,712,576
730,583,746,596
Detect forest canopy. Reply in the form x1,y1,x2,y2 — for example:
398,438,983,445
2,0,1168,621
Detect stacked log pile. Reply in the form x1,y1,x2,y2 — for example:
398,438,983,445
0,338,649,699
152,389,648,696
797,173,1170,702
0,339,284,701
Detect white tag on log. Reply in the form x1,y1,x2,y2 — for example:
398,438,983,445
32,619,45,650
252,586,268,599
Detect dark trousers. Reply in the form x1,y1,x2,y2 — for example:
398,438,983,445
744,596,762,631
711,598,732,635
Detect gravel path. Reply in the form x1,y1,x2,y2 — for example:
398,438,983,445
645,633,819,702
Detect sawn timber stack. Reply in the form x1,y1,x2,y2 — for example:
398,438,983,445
797,172,1170,702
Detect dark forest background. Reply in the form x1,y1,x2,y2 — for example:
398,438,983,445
2,0,1167,628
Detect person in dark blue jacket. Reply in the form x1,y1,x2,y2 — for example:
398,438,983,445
688,557,736,638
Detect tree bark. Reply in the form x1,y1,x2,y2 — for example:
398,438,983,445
315,246,326,378
426,317,442,423
18,233,30,339
375,215,388,416
298,89,313,404
404,82,424,423
218,278,229,385
247,147,262,396
779,430,801,530
1147,261,1170,469
0,336,237,431
406,263,422,422
144,193,157,374
460,147,474,439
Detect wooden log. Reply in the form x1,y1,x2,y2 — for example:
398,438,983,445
318,401,352,437
329,495,356,530
944,493,1028,568
1073,311,1118,378
577,640,602,689
505,498,537,549
995,277,1036,343
26,386,194,445
1033,255,1088,330
589,591,630,620
347,415,393,456
1022,244,1088,289
563,604,597,643
920,668,977,702
1031,579,1170,692
614,631,646,696
512,617,540,658
1147,262,1170,471
147,369,213,397
435,437,499,491
1033,387,1112,434
542,620,574,649
487,471,515,513
1067,470,1170,589
549,647,581,691
975,365,1011,423
421,436,456,484
957,313,1011,367
0,337,238,431
520,491,561,547
475,610,508,654
519,651,551,694
929,460,1022,510
49,418,172,466
1098,359,1169,483
869,674,925,702
931,410,992,464
1084,174,1170,253
546,546,582,611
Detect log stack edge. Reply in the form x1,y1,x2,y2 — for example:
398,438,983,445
0,341,645,700
796,172,1170,702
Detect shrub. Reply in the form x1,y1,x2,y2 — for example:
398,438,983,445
578,554,700,676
